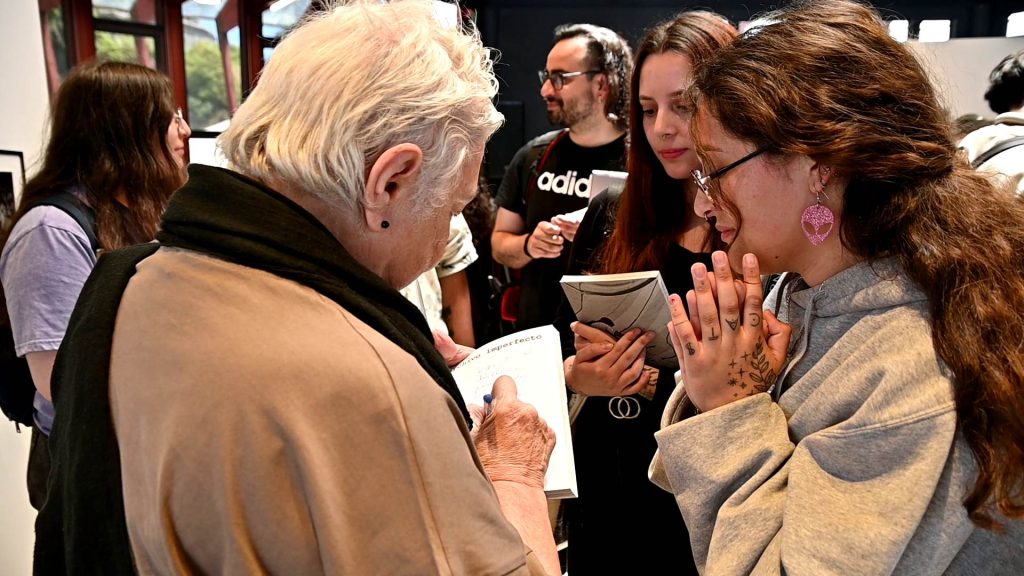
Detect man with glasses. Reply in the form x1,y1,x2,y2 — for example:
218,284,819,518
492,23,631,330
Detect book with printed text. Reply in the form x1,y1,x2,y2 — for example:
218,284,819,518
451,325,578,499
560,270,678,370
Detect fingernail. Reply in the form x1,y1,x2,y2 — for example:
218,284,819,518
713,252,726,267
744,253,756,267
693,265,706,280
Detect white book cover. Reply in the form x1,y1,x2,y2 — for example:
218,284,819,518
451,326,577,499
560,271,678,370
589,169,627,200
554,170,627,226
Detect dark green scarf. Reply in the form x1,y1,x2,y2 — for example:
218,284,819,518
35,164,468,574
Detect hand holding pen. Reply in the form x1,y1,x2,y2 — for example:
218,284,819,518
470,375,555,489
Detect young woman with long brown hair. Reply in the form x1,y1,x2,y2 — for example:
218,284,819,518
553,12,736,575
0,60,188,508
655,0,1024,572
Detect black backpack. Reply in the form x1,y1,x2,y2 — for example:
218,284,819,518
0,191,98,430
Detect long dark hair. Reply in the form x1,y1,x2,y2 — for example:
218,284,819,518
599,11,736,274
691,0,1024,530
1,61,185,251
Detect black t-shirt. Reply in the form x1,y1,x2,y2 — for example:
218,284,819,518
495,132,626,329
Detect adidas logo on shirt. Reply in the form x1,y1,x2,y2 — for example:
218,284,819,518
536,170,590,198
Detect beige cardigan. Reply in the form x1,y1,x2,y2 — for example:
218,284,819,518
109,247,544,575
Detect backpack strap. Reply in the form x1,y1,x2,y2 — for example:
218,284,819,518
971,135,1024,169
526,129,570,202
26,192,99,251
29,191,99,251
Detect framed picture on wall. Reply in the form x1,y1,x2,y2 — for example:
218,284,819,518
0,149,26,227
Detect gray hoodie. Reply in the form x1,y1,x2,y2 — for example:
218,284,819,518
649,258,1024,575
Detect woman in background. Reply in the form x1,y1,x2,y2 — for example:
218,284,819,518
657,1,1024,573
0,60,189,508
554,12,736,575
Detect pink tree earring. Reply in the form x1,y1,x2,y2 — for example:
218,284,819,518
801,168,834,246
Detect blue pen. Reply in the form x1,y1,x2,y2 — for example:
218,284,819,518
483,393,493,418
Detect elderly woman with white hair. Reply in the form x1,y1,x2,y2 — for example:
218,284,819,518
34,2,560,574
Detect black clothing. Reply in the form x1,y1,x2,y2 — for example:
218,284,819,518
553,187,710,575
496,132,626,329
35,165,469,575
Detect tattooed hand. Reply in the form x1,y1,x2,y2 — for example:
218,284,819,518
666,251,792,412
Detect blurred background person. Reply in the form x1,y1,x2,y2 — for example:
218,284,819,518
0,60,188,510
554,12,736,575
401,213,478,346
655,1,1024,572
959,49,1024,194
492,23,631,331
34,2,560,574
953,113,992,141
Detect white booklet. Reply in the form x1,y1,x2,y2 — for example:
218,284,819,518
589,169,628,199
553,170,627,226
560,271,677,370
451,326,577,500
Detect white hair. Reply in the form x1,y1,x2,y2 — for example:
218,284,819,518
219,0,503,215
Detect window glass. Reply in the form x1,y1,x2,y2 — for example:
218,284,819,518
95,31,158,68
182,0,242,132
40,3,72,95
261,0,310,40
92,0,158,25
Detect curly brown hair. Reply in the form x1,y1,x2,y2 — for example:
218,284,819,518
599,11,736,274
690,0,1024,530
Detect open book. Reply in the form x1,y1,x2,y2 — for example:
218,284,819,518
451,326,577,499
560,270,677,370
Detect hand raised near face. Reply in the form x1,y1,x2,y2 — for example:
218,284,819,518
667,251,792,412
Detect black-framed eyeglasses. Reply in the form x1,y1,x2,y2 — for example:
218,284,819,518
537,69,602,90
691,148,767,203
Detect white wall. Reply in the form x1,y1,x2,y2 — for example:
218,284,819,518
911,37,1024,118
0,0,49,574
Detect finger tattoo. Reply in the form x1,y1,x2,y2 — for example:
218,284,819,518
748,313,761,327
685,343,696,356
708,326,719,341
725,318,738,331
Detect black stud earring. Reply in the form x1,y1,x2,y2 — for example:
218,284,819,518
381,220,390,229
